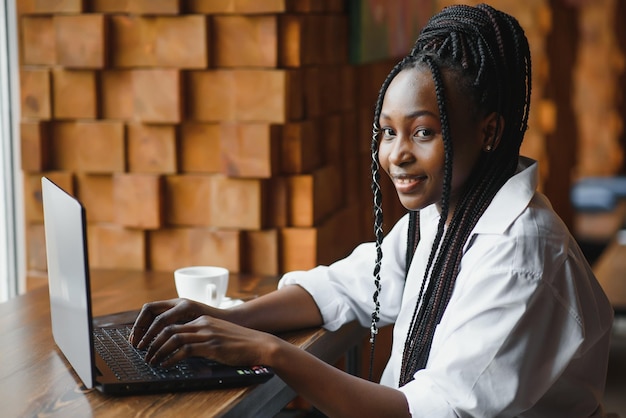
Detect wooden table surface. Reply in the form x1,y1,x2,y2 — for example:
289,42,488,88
0,269,366,418
593,236,626,315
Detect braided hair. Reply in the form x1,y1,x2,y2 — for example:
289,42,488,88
368,4,532,385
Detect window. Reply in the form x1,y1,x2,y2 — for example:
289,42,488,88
0,0,24,302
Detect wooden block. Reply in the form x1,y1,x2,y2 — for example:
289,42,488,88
154,16,208,68
74,122,125,173
234,69,302,122
219,123,280,178
318,203,361,264
87,224,146,270
148,228,191,271
287,164,343,227
287,0,325,12
321,114,342,164
54,14,107,68
20,68,51,120
325,0,346,12
341,111,359,158
302,67,321,118
127,124,177,173
76,174,114,223
281,119,321,174
185,0,236,13
213,15,277,68
91,0,179,14
20,121,50,172
179,123,221,173
281,204,361,272
163,175,212,226
114,174,163,229
209,175,266,229
31,0,82,13
24,171,73,223
133,69,181,123
90,0,131,12
52,69,98,119
26,223,47,273
51,121,125,173
279,15,318,68
186,0,293,13
110,16,207,68
185,70,235,121
280,227,317,271
267,176,289,228
242,229,279,275
323,15,348,65
319,66,341,114
100,70,134,120
21,16,55,65
279,15,302,68
188,228,241,272
234,0,288,13
148,228,241,273
109,16,150,67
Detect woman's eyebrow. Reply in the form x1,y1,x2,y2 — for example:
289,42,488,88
379,110,437,121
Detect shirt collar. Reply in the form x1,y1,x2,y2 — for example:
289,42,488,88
473,156,538,234
419,156,538,234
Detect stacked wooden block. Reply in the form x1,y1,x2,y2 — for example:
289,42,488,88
19,0,401,280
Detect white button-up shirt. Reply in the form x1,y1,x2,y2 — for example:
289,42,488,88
279,157,614,417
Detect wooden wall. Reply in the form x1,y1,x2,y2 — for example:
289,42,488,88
18,0,406,288
17,0,625,290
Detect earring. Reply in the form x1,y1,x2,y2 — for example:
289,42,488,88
485,144,493,152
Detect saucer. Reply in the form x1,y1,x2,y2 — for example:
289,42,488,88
219,297,244,309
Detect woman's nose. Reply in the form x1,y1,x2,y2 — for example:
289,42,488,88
388,135,414,166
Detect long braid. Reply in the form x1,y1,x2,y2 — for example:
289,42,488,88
368,56,412,381
367,3,532,385
400,55,453,380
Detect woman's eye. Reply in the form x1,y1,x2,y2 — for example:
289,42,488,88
414,128,433,139
382,128,395,138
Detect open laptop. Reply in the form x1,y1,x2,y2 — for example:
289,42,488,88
41,176,274,395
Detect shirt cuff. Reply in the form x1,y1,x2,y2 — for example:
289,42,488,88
278,267,357,331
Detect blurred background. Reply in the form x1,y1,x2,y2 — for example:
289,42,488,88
5,0,625,290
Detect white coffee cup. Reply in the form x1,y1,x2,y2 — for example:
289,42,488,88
174,266,229,307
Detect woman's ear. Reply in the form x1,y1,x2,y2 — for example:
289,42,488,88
482,112,505,152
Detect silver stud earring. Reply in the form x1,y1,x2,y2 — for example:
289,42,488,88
485,144,493,152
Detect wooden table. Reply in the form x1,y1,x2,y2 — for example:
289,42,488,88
593,236,626,315
0,270,366,417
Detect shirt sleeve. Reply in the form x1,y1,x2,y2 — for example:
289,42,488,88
278,214,411,331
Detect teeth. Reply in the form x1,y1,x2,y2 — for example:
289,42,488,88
396,178,416,184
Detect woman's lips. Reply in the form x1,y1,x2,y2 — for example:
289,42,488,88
392,175,426,194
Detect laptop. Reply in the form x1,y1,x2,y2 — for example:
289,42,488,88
41,176,274,395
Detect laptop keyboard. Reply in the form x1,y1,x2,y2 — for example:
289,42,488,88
93,326,217,381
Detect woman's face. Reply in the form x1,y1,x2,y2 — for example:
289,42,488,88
378,66,488,214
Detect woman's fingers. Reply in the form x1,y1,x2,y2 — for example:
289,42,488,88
130,298,207,349
143,316,272,368
146,324,209,366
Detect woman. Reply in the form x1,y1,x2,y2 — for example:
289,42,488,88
130,4,613,417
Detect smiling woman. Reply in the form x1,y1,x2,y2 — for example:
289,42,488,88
0,0,24,303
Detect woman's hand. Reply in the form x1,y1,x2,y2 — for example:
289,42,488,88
143,314,277,368
129,298,216,351
129,297,278,368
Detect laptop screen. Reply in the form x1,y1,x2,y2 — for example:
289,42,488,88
42,177,96,389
